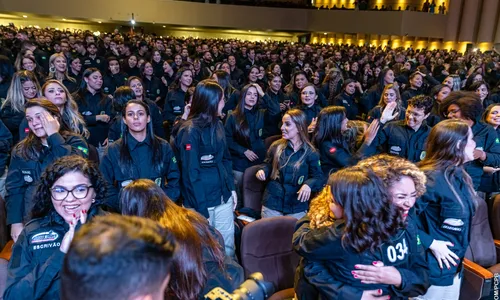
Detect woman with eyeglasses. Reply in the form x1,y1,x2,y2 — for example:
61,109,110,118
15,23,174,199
5,99,89,243
4,155,106,300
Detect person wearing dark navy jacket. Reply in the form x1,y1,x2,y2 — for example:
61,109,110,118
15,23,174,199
415,119,478,299
367,83,406,123
174,79,237,257
225,83,280,204
107,86,136,144
256,109,324,219
127,76,165,139
294,165,429,300
163,67,193,124
333,79,362,121
439,92,500,190
141,61,163,103
4,156,105,300
6,99,89,244
297,83,322,134
100,100,180,210
73,68,112,148
102,56,128,95
367,95,433,163
312,106,377,176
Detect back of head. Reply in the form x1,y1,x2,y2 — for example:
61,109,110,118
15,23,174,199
61,214,176,300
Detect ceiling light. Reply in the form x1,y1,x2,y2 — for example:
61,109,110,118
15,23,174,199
22,15,27,18
131,20,136,25
62,18,66,21
163,25,166,28
98,21,102,24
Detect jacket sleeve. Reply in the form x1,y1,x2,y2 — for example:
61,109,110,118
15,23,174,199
260,143,277,179
176,129,209,217
163,143,181,201
162,92,176,123
0,119,12,173
292,216,344,260
98,147,120,211
482,127,500,167
221,131,236,192
48,133,89,158
303,151,325,192
18,118,29,142
225,115,248,156
151,103,166,139
303,261,364,300
365,122,388,156
5,155,28,225
3,230,66,300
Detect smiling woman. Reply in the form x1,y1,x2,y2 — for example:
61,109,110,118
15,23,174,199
3,155,106,300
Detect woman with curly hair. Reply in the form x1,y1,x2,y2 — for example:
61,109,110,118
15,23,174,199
294,157,430,299
4,155,106,300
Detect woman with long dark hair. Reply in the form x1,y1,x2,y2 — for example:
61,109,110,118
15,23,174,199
225,83,280,202
1,70,41,143
293,166,428,299
256,109,324,219
174,79,236,257
73,68,112,148
120,179,244,300
6,99,88,243
102,56,127,95
211,70,240,118
127,76,165,138
163,67,193,124
332,79,362,121
415,119,478,299
294,155,430,299
427,84,451,127
4,156,106,300
313,106,377,175
107,86,136,144
100,100,180,208
140,61,163,103
122,54,140,77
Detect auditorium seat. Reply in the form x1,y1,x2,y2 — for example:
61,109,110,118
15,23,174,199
265,135,281,150
461,198,499,299
242,164,266,213
240,216,299,293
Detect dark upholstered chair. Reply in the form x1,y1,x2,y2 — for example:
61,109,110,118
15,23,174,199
240,216,299,292
461,198,500,299
265,135,281,150
242,164,266,213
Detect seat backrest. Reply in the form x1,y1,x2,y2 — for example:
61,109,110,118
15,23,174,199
465,198,497,268
265,135,281,150
491,195,500,240
242,165,266,213
240,216,299,291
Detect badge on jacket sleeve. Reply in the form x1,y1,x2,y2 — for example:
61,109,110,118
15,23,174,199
298,176,304,185
329,147,336,154
24,175,33,183
420,151,426,160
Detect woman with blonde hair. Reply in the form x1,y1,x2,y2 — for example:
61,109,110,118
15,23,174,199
256,109,324,219
46,53,78,93
1,70,41,143
367,83,405,124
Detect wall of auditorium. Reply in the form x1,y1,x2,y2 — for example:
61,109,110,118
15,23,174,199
313,0,449,10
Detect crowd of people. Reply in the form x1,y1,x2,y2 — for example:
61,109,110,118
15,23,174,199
0,23,500,299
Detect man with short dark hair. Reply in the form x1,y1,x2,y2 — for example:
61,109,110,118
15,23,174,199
61,214,176,300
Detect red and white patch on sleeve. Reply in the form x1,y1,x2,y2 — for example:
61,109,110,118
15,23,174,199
185,144,192,151
329,147,337,154
24,128,30,133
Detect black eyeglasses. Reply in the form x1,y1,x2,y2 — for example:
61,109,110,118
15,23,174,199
50,185,93,201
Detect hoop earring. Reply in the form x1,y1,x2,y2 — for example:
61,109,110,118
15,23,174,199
92,199,95,203
49,66,55,73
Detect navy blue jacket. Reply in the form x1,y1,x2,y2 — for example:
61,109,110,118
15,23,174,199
74,90,113,147
333,92,360,120
0,102,25,144
100,132,180,206
0,119,12,177
3,205,103,300
102,72,128,95
318,140,370,175
5,133,88,225
416,166,476,286
225,95,280,172
174,120,235,217
293,214,429,299
163,88,186,123
367,120,430,163
465,121,500,190
259,141,324,214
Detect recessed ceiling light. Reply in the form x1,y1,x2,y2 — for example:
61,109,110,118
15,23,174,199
98,21,102,24
62,18,66,21
22,15,27,18
163,25,166,28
